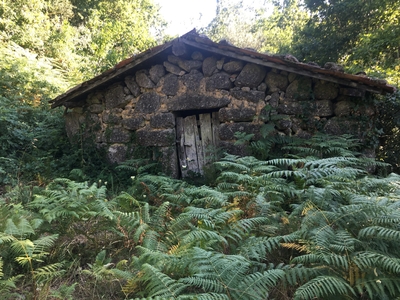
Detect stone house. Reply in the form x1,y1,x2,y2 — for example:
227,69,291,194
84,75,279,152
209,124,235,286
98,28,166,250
51,30,396,178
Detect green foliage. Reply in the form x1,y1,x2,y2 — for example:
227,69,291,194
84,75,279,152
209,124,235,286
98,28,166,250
295,0,400,81
2,133,400,299
201,0,270,50
376,90,400,173
257,0,308,54
82,0,165,74
49,283,77,300
205,1,399,169
0,1,398,299
0,39,82,185
0,0,166,82
0,208,64,299
180,247,286,299
0,257,18,298
29,178,110,223
293,276,355,300
120,135,400,299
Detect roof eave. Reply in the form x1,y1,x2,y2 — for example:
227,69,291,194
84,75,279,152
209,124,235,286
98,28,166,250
50,39,176,108
51,30,396,109
179,36,396,95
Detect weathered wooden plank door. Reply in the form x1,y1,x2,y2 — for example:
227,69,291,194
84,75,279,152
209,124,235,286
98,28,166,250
176,112,219,177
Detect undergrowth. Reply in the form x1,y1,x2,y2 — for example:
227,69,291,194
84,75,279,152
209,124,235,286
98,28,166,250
1,135,400,299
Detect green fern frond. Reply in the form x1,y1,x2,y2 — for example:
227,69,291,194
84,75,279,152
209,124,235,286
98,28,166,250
33,262,64,284
143,230,168,252
131,297,170,300
92,199,116,220
225,217,271,245
184,187,229,208
373,215,400,225
179,277,226,293
169,214,192,233
0,232,17,244
180,207,240,229
216,171,254,184
252,164,279,173
359,226,400,241
0,258,17,296
12,240,36,267
33,234,59,253
182,293,229,300
111,268,134,281
238,236,283,260
29,178,109,223
265,169,297,179
354,275,400,299
150,201,171,226
293,276,355,300
354,252,400,274
329,230,358,254
234,269,285,299
137,175,187,197
214,160,250,173
132,295,229,300
179,248,285,299
181,228,228,247
141,264,187,298
162,193,192,206
12,234,59,268
267,158,309,167
281,264,316,286
218,190,252,200
133,223,149,243
4,217,35,237
216,182,240,191
292,253,325,266
134,246,172,268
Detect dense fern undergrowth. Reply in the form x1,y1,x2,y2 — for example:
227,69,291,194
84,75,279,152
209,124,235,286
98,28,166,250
1,135,400,300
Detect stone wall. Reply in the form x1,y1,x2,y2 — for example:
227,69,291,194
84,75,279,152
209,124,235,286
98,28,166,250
64,45,376,177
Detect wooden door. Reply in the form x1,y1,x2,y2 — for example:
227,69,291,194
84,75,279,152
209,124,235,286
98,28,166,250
176,112,219,177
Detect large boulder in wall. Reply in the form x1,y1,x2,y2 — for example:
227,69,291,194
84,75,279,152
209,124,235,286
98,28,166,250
235,63,267,88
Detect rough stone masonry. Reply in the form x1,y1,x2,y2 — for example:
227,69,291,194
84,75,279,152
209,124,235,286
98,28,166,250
64,43,377,177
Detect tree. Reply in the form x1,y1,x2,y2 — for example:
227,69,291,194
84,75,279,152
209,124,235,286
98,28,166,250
0,0,74,54
0,0,166,82
81,0,165,75
291,0,400,82
201,0,270,50
257,0,308,54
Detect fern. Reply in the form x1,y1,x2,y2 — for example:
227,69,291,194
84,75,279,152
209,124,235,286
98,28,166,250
282,133,361,159
33,262,65,284
29,178,108,223
180,228,228,248
354,276,400,299
359,226,400,241
354,252,400,274
50,283,77,300
178,248,286,300
140,264,188,298
116,158,160,175
293,276,355,300
236,269,285,299
0,257,17,298
1,132,397,299
238,236,284,261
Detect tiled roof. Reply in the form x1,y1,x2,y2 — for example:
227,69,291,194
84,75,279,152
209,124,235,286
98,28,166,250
50,29,396,108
